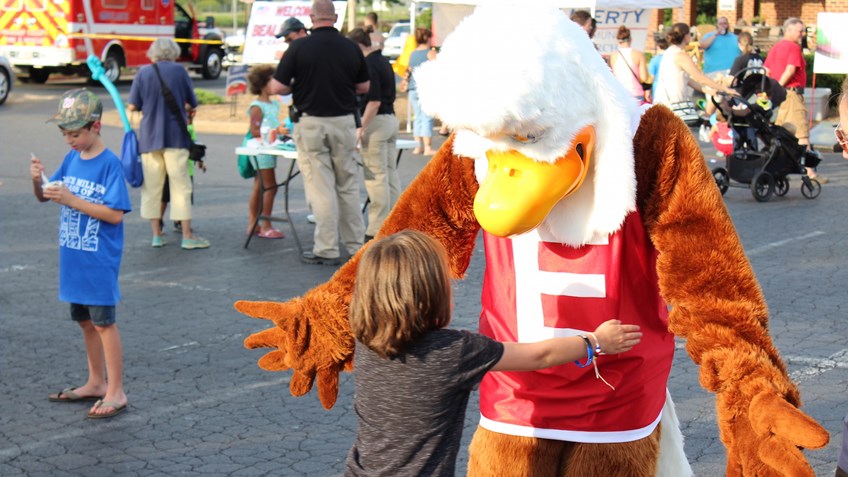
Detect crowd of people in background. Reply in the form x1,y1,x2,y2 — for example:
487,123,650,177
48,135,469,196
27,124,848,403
34,5,838,260
31,5,840,257
208,1,831,263
652,22,736,106
613,15,831,186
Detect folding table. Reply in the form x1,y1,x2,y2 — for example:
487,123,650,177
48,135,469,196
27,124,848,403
236,139,419,253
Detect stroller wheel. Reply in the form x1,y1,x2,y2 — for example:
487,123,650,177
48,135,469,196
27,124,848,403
750,171,774,202
774,176,789,197
711,167,729,195
801,177,822,199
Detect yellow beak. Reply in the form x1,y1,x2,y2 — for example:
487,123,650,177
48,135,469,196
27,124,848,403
473,126,595,237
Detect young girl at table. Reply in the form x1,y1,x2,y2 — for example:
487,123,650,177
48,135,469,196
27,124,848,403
344,230,642,476
245,64,287,239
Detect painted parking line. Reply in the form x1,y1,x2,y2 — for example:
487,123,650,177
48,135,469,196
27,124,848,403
787,349,848,383
676,340,848,384
0,264,36,273
746,231,825,256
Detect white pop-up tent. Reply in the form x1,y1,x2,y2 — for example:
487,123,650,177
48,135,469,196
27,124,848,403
416,0,683,56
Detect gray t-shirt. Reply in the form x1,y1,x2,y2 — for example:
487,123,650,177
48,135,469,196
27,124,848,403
345,328,504,477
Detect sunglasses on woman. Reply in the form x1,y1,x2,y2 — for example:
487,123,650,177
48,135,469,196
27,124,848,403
836,124,848,153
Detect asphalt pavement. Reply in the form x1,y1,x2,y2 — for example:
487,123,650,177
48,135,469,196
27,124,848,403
1,78,847,476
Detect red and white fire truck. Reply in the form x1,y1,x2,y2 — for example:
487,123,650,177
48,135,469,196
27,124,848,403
0,0,225,83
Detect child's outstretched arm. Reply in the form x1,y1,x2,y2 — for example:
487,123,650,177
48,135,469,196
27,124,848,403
492,319,641,372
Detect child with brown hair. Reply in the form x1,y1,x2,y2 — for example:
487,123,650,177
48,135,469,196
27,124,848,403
245,64,287,239
344,230,642,476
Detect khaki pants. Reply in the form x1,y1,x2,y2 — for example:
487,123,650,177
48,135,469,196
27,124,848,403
361,114,400,237
140,148,192,220
775,90,810,141
293,114,364,258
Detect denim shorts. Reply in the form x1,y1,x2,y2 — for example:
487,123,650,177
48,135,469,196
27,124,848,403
70,303,116,326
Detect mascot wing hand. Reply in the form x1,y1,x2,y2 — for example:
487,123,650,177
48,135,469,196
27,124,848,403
691,326,830,476
236,289,353,410
715,387,829,477
634,106,828,477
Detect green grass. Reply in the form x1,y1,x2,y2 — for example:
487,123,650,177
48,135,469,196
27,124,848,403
195,88,224,105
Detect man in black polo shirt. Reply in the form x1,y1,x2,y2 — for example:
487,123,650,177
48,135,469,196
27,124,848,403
349,29,399,241
271,0,370,264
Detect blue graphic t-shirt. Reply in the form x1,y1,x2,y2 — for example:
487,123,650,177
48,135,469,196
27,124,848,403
50,149,132,306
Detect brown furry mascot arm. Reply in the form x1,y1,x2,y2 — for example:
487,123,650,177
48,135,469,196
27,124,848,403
634,107,828,477
235,136,481,409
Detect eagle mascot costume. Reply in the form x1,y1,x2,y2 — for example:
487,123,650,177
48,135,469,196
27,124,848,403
235,4,829,476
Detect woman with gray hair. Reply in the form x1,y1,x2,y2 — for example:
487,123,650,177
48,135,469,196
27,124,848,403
128,38,210,250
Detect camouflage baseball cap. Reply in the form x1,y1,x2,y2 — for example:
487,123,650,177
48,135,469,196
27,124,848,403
47,88,103,130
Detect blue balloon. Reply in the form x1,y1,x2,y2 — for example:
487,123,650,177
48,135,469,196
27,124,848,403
86,55,131,133
87,54,142,187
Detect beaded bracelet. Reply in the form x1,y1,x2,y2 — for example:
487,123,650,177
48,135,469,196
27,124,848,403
574,335,594,368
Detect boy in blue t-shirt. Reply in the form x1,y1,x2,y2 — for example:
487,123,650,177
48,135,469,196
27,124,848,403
30,88,132,419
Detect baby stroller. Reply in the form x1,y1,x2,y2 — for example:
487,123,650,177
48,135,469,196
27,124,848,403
710,67,822,202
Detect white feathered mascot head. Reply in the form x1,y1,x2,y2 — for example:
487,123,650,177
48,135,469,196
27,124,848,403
414,2,643,247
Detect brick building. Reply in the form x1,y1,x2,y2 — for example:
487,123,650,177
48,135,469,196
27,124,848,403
643,0,848,51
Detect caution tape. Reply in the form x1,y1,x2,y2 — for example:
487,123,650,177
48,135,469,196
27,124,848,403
68,33,223,45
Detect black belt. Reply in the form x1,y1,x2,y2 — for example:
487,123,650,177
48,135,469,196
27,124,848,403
300,112,355,117
787,87,804,94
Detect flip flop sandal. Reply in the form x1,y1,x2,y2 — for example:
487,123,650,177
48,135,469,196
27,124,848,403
49,387,103,403
257,228,285,239
87,399,128,419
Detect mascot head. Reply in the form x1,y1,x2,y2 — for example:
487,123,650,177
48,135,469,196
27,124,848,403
415,2,641,247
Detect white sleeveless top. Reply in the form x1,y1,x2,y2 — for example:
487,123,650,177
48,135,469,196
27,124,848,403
611,47,644,98
654,45,691,105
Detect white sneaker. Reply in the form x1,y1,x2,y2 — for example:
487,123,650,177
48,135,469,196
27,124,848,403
307,214,316,224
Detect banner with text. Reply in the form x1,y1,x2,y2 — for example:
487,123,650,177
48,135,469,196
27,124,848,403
569,8,652,56
242,1,348,65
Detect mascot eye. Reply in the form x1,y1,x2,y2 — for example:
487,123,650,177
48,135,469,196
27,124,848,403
511,132,543,144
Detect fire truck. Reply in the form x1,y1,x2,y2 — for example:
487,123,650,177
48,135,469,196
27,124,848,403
0,0,225,83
